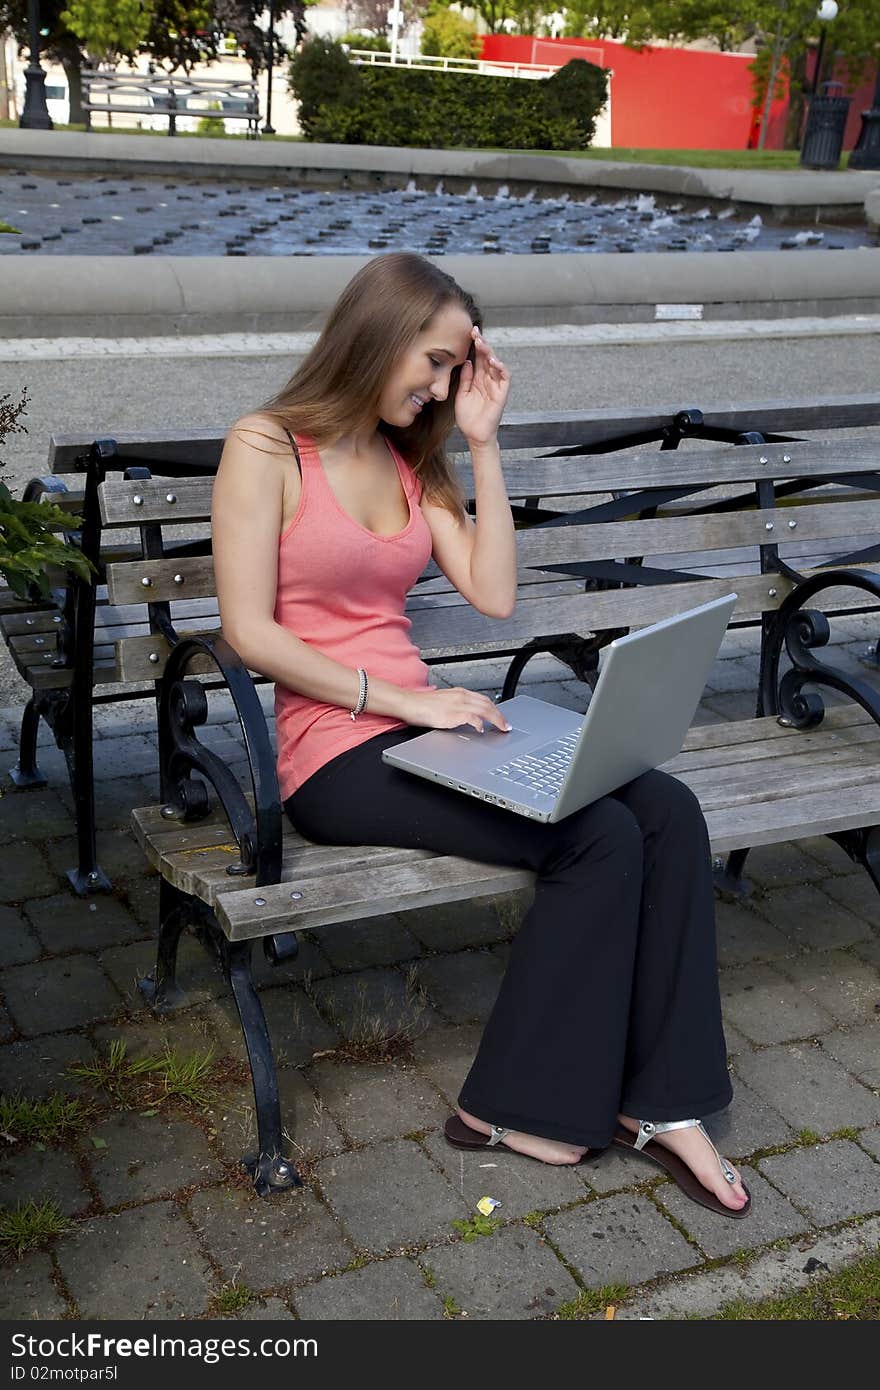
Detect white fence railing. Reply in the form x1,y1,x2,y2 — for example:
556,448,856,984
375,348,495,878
346,49,560,80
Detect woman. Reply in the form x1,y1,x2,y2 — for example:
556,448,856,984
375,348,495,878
213,252,750,1219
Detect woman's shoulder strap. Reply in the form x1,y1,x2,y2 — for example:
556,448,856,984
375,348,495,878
283,428,302,479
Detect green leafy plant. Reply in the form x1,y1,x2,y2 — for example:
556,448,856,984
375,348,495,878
0,221,22,235
210,1281,256,1315
0,1200,70,1261
451,1212,501,1241
196,100,225,136
421,5,480,59
70,1038,220,1111
0,390,93,600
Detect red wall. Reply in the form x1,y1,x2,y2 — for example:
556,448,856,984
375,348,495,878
480,35,790,149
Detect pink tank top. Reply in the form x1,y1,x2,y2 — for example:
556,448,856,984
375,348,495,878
274,432,433,798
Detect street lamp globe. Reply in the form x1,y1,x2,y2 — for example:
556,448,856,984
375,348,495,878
817,1,838,20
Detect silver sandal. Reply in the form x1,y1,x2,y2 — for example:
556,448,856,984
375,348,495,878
613,1118,751,1219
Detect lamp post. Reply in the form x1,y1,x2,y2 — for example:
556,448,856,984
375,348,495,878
19,0,53,130
388,4,403,63
849,57,880,168
811,0,839,94
262,0,276,135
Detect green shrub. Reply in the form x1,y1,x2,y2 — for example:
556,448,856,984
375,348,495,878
340,31,390,52
289,42,607,150
289,36,363,141
421,6,480,60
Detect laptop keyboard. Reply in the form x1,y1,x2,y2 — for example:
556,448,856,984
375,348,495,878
490,731,580,797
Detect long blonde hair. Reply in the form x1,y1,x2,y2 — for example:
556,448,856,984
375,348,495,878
259,253,481,517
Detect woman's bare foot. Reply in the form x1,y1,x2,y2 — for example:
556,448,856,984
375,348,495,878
457,1107,588,1165
617,1114,749,1211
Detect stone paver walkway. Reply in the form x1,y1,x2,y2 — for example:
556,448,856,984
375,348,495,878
0,622,878,1321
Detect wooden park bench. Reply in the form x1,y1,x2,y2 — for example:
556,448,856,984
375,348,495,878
3,396,880,894
81,71,261,138
115,434,880,1194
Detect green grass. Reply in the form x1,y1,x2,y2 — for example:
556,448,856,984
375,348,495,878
210,1282,256,1316
0,221,21,234
557,1283,631,1319
69,1038,220,1111
0,118,302,141
552,147,803,169
0,1091,96,1145
713,1248,880,1320
0,1200,70,1261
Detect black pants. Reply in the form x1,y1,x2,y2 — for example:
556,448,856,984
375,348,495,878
286,728,732,1150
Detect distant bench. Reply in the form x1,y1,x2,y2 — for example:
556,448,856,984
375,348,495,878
81,71,260,138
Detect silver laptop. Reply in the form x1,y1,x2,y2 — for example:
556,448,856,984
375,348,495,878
382,593,737,822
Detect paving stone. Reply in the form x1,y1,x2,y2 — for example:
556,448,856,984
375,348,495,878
525,678,590,713
46,829,154,887
0,1032,97,1098
406,894,518,952
0,840,53,903
308,1059,448,1145
0,785,73,840
424,1224,579,1320
755,883,873,950
308,966,432,1047
100,934,226,1009
721,1019,752,1056
316,914,422,971
92,775,157,832
410,1021,489,1106
705,655,760,693
858,1125,880,1160
818,871,880,923
744,842,829,890
93,699,163,738
294,1256,445,1319
577,1144,645,1194
714,900,795,968
422,1129,590,1219
656,1163,812,1258
618,1219,878,1320
413,950,505,1024
820,1021,880,1087
703,690,761,722
25,891,146,952
734,1044,880,1132
544,1192,697,1285
0,904,42,966
853,937,880,971
91,1011,217,1064
85,1112,221,1206
238,1295,295,1319
90,734,158,781
720,962,834,1044
0,1004,13,1041
189,1184,352,1287
2,955,123,1035
0,1143,92,1217
776,949,880,1026
56,1201,213,1319
0,1251,67,1319
257,985,341,1067
800,836,865,876
120,874,158,929
757,1139,880,1224
315,1139,468,1251
704,1077,795,1158
206,1071,345,1166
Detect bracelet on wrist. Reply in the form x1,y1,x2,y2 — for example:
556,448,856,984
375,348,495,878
350,667,368,720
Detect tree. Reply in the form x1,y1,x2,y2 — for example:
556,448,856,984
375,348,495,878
213,1,308,77
421,4,479,58
60,0,153,68
0,0,89,120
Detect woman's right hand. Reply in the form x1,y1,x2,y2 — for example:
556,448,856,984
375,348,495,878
402,686,512,735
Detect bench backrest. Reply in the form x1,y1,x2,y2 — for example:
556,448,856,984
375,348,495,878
96,433,880,684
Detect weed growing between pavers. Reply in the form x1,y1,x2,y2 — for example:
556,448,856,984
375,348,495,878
712,1247,880,1319
450,1213,502,1242
441,1293,463,1318
309,968,430,1065
0,1198,69,1260
0,1091,96,1144
555,1284,631,1319
210,1282,257,1316
69,1038,246,1112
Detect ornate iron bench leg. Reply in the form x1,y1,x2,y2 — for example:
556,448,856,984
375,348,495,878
9,695,48,789
139,878,191,1011
714,848,752,899
226,940,300,1196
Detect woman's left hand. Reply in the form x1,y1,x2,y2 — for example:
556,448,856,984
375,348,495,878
454,327,511,447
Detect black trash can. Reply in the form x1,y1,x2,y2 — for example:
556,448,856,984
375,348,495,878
800,83,852,169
